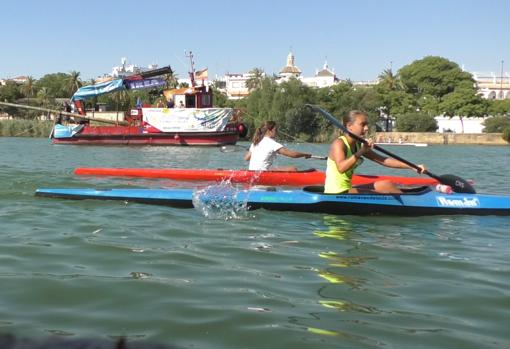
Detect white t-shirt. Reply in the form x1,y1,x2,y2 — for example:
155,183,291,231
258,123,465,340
248,137,283,171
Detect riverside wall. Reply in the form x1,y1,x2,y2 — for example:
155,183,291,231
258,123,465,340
375,132,507,145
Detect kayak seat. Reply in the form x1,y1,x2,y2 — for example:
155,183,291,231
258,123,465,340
303,186,326,193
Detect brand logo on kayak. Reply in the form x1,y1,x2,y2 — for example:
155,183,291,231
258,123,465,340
436,196,480,208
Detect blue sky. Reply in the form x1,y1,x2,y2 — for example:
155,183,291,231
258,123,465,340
1,0,509,81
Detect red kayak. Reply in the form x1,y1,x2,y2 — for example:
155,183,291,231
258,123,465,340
74,167,438,186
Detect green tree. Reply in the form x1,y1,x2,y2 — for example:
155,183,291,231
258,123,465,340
22,76,37,105
245,68,265,91
395,113,438,132
0,81,23,117
378,68,401,91
67,70,82,96
483,116,510,133
488,99,510,116
399,56,474,101
164,71,179,89
211,87,230,107
439,88,487,133
0,81,23,103
37,87,53,108
35,73,69,98
375,67,418,130
502,127,510,142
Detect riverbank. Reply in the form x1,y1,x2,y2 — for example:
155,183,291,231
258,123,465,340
0,119,53,137
375,131,507,145
0,120,508,145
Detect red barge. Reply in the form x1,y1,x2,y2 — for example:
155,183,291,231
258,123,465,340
52,58,246,146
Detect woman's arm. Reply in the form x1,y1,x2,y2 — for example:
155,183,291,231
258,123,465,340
364,150,426,173
244,151,251,161
277,147,311,159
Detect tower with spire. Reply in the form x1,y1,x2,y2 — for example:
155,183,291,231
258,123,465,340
278,52,302,80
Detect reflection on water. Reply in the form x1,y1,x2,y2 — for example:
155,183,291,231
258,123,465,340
303,215,380,343
319,252,374,268
313,215,354,240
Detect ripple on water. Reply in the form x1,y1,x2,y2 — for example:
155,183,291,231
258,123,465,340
1,139,509,349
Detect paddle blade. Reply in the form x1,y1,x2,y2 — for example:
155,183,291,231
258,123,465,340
439,174,476,194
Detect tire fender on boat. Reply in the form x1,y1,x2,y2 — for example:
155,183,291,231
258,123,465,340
237,123,248,138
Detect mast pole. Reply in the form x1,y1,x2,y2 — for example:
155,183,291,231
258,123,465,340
186,51,196,87
500,60,504,98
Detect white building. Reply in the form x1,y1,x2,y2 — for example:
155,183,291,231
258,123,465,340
277,52,302,82
223,72,260,100
472,71,510,99
111,57,158,78
276,52,342,88
435,116,488,133
0,76,28,85
301,61,340,87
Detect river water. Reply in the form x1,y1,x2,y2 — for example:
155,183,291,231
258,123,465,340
0,137,509,348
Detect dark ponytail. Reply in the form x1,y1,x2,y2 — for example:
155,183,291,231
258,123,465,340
252,120,276,146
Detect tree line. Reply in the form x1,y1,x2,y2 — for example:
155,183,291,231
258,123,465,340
1,56,510,141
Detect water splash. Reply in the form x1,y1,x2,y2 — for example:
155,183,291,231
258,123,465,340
192,180,250,220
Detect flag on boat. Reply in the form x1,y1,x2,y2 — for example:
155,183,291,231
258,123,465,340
195,68,208,80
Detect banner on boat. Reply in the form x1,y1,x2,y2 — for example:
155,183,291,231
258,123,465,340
142,108,233,132
125,78,166,90
71,77,166,100
71,79,125,101
53,124,85,138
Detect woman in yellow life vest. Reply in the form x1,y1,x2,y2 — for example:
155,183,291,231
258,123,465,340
324,110,426,194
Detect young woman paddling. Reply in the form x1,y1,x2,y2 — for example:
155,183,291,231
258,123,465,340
325,110,426,194
244,121,312,171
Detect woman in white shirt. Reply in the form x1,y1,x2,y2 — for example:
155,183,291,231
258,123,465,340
244,121,311,171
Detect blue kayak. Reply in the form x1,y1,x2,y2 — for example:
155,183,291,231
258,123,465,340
35,186,510,216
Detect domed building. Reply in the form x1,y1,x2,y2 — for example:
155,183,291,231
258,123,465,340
301,60,339,87
278,52,302,81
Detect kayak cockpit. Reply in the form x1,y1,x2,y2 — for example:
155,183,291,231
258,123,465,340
302,185,432,195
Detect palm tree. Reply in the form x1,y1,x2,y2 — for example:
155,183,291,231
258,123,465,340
378,68,401,90
22,76,36,105
245,68,265,91
37,87,52,108
67,70,83,96
164,71,179,89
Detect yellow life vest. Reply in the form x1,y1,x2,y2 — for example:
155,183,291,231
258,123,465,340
324,136,362,194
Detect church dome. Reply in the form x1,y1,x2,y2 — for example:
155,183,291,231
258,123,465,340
279,52,302,75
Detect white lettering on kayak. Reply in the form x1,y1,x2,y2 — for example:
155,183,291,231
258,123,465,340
436,196,480,208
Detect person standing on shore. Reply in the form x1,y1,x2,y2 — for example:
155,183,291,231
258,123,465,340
244,121,311,171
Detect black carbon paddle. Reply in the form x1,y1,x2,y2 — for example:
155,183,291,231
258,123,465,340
306,104,476,194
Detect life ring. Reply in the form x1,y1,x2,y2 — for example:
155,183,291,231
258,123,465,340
237,123,248,138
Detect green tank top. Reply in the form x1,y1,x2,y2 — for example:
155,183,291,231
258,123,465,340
324,136,362,194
